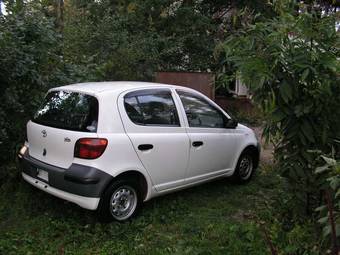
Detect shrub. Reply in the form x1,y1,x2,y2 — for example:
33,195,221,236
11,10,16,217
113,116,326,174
220,1,340,213
315,154,340,254
0,5,91,184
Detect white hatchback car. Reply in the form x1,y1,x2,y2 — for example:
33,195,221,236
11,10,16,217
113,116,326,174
18,82,260,221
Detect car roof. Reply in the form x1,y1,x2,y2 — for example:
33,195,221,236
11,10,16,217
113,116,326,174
50,81,187,95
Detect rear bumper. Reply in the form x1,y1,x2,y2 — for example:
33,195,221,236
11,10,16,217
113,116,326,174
22,172,100,210
19,149,112,210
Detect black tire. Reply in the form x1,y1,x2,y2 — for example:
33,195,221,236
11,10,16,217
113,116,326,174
231,151,255,184
97,178,142,222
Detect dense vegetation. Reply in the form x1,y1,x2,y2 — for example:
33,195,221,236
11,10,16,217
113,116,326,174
218,1,340,253
0,0,339,254
219,2,340,252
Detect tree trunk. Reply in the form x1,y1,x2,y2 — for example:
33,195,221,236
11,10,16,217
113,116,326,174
55,0,64,32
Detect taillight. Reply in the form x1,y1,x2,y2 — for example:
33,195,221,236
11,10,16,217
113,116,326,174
74,138,108,159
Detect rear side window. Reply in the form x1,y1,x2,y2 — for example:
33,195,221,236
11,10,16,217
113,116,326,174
124,89,180,126
33,91,99,132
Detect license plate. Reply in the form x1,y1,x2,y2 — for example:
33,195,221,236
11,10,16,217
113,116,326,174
37,169,49,182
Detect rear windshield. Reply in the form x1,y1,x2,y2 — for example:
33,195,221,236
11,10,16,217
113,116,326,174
33,91,99,132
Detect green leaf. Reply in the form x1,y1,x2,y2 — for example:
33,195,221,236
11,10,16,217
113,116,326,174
315,205,327,212
335,189,340,198
321,156,337,166
315,165,330,174
298,132,307,146
336,225,340,237
301,69,310,81
318,216,329,224
271,109,286,122
294,105,304,117
300,121,315,143
323,225,332,237
329,178,340,190
255,76,266,89
279,80,292,104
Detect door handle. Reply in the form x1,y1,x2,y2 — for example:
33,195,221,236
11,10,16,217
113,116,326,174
138,144,154,151
192,141,203,147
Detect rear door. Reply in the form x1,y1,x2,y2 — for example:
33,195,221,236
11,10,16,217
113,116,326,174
118,88,190,191
27,90,98,169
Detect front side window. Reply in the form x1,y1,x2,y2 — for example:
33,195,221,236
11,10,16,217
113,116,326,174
177,90,225,128
124,89,180,126
33,91,98,132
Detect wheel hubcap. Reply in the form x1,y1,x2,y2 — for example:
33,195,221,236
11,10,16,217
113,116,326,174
109,186,137,220
239,156,253,179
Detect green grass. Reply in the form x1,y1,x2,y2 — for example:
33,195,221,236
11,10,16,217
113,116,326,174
0,165,319,255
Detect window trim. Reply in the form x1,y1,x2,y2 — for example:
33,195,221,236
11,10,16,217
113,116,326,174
176,89,229,129
123,89,181,127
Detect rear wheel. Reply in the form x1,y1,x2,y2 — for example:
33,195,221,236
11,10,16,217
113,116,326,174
98,179,142,222
231,152,255,183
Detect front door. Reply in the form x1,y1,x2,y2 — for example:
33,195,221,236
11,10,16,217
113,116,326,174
118,88,190,191
176,90,238,183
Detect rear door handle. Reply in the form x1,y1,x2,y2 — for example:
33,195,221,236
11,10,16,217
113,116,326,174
192,141,203,147
138,144,154,151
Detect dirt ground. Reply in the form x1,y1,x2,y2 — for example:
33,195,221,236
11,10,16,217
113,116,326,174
252,126,274,164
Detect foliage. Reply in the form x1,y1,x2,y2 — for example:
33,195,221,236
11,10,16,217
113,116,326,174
62,0,278,82
0,4,92,184
315,154,340,252
0,8,57,162
219,1,340,212
62,0,217,81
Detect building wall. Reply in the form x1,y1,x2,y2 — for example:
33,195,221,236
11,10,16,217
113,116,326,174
155,71,253,113
215,96,254,113
155,71,215,99
235,79,249,97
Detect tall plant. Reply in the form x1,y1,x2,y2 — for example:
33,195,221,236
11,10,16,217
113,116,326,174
219,1,340,212
315,154,340,254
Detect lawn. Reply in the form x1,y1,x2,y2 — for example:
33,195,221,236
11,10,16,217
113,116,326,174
0,164,318,255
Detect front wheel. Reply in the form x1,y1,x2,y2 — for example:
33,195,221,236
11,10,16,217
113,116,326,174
97,179,142,222
231,152,255,183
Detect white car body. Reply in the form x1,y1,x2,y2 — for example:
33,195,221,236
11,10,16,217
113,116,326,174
19,82,260,215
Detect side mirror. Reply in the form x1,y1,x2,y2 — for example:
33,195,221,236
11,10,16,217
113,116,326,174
225,118,238,129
